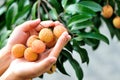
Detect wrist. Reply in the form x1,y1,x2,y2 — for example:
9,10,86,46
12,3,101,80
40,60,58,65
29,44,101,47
0,68,25,80
0,68,32,80
0,45,12,75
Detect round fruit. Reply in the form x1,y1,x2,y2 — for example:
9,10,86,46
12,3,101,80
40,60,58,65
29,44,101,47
101,4,113,18
46,37,57,48
24,48,38,62
113,16,120,28
31,39,46,54
47,64,56,74
39,28,54,43
53,25,67,38
26,35,39,47
12,44,26,58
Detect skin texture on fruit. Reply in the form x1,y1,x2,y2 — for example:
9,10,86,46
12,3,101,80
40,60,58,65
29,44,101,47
113,16,120,28
46,64,56,74
12,44,26,58
53,25,67,38
39,28,54,43
101,4,113,18
26,35,39,47
46,36,57,48
31,39,46,54
24,48,38,62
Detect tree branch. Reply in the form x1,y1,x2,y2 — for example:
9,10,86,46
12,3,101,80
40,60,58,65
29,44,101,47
37,0,41,20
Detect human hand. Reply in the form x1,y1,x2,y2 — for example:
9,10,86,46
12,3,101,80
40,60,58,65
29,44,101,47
0,19,57,76
0,19,40,76
6,19,40,49
1,31,71,80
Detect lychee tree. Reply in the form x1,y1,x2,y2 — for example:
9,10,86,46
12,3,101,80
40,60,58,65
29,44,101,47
0,0,120,80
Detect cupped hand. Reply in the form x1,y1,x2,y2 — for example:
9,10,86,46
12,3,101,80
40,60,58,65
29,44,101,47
6,19,40,48
2,31,71,80
0,19,57,77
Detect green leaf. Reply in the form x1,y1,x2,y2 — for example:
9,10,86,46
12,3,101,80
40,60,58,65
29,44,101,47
6,2,18,30
0,41,2,49
68,14,93,26
1,39,8,48
13,5,31,24
48,0,63,13
31,1,38,20
0,21,5,30
61,0,68,8
1,30,11,42
84,38,99,47
102,17,115,38
57,57,70,76
65,42,73,52
0,6,7,16
58,54,68,64
74,32,109,44
62,49,83,80
116,0,120,16
6,0,15,7
0,30,11,48
70,59,83,80
80,1,102,12
17,0,25,11
49,8,58,20
114,29,120,40
72,39,89,64
71,20,93,30
65,3,96,16
39,74,43,78
92,40,100,50
92,15,101,28
57,62,69,76
64,0,78,6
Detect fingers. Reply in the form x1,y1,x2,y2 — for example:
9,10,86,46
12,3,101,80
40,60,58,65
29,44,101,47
49,31,71,58
54,21,64,26
36,21,55,31
20,19,40,32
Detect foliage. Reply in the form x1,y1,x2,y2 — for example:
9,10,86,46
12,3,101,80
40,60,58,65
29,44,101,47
0,0,120,80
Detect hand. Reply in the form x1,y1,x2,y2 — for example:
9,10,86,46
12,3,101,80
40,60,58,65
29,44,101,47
6,19,40,49
0,19,40,75
1,31,71,80
0,19,71,80
6,19,56,51
0,19,60,76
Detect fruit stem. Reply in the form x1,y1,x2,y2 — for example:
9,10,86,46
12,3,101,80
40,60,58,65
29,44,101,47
41,2,52,20
42,0,53,9
107,0,109,4
37,0,41,20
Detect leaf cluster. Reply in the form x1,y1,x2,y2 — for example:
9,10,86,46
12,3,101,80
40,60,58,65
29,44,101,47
0,0,120,80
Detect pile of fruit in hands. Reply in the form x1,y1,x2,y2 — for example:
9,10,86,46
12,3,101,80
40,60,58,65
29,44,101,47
11,24,67,74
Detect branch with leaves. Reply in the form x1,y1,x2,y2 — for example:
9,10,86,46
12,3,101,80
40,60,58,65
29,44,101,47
0,0,120,80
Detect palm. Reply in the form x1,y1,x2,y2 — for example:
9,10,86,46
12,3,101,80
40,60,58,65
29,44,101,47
10,59,43,77
8,31,71,79
9,51,53,78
